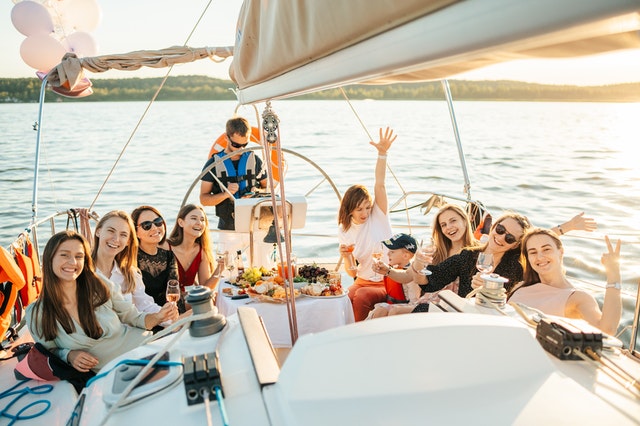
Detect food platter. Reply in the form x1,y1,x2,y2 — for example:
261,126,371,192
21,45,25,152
302,290,348,299
247,289,301,303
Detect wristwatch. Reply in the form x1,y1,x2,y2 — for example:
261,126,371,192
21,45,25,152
606,282,621,290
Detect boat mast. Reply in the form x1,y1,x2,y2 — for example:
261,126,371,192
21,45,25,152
441,80,472,201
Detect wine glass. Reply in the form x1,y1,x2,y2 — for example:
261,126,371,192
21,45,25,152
345,244,358,271
371,242,384,279
166,279,181,305
216,242,227,278
476,252,494,274
225,250,235,279
416,238,434,276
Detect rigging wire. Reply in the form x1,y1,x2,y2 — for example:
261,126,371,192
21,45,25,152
89,0,215,211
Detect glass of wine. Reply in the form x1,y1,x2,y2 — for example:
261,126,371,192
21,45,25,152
216,242,227,279
225,250,235,279
416,238,434,276
166,279,181,306
344,244,358,271
476,252,494,274
371,242,384,279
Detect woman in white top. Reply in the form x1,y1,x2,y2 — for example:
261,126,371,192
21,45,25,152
509,228,622,335
338,127,397,321
91,210,177,326
27,231,171,372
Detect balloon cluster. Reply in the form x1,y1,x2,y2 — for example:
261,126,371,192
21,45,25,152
10,0,102,73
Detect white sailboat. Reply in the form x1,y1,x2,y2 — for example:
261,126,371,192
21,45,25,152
1,1,640,425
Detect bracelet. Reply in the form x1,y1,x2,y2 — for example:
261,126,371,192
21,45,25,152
557,225,564,235
606,282,621,290
378,154,387,159
385,268,391,276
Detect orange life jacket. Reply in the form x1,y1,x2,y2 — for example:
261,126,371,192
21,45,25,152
0,245,26,339
384,275,409,304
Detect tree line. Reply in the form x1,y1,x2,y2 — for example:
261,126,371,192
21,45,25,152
1,75,639,103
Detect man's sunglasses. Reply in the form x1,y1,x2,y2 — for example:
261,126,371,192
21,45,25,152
495,223,518,244
227,134,249,149
138,217,164,231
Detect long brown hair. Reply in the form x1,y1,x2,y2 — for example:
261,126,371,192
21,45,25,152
338,185,372,232
131,205,167,245
31,231,109,341
431,204,477,264
512,228,564,296
167,204,214,270
92,210,139,294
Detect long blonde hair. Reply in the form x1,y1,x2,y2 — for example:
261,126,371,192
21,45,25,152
431,204,477,264
92,210,139,294
168,204,214,270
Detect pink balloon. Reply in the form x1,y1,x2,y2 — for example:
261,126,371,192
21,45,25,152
58,0,102,32
11,1,55,36
64,31,98,57
20,35,67,71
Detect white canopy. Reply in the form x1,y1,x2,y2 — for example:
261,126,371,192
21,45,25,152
229,0,640,104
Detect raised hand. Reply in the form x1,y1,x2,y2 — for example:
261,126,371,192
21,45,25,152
601,235,621,283
369,127,397,155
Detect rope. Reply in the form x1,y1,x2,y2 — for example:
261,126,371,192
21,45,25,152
339,87,412,232
0,380,53,426
89,0,215,211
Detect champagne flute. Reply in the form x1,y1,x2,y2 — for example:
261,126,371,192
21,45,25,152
416,238,434,276
476,252,494,274
166,279,181,305
371,242,383,279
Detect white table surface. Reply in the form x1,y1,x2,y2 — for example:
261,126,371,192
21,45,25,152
216,281,355,347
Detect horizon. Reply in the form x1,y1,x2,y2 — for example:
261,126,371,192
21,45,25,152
2,0,640,86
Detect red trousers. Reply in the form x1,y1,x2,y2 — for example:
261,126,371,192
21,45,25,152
348,278,387,321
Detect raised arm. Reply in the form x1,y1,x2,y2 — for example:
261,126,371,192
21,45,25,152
370,127,397,214
551,212,597,235
567,236,621,335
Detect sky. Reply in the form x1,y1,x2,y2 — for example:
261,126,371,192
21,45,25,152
2,0,640,86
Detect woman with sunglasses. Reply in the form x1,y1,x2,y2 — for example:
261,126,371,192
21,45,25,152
167,204,221,293
131,205,182,312
337,127,397,321
509,228,622,335
91,210,178,326
411,212,532,307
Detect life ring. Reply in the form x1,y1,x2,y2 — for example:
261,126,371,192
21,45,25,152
208,127,283,183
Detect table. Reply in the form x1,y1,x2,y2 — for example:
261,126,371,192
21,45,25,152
216,282,355,347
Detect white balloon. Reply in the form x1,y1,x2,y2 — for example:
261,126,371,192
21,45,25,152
11,1,55,36
58,0,102,32
20,34,67,71
64,31,98,57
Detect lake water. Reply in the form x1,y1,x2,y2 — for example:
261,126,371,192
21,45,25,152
1,99,638,298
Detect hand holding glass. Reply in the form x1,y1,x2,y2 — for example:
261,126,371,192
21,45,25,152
371,243,384,278
476,252,494,274
417,238,435,276
166,280,181,305
345,244,357,271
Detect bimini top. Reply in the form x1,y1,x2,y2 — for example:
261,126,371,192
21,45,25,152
229,0,640,104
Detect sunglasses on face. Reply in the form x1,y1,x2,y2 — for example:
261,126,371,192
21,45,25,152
495,223,518,244
138,217,164,231
227,134,248,149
